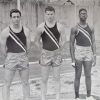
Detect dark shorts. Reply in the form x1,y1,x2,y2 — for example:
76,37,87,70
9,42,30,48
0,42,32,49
4,52,29,71
39,49,62,67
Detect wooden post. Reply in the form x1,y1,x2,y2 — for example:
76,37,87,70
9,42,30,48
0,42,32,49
17,0,20,10
35,0,39,26
75,0,77,25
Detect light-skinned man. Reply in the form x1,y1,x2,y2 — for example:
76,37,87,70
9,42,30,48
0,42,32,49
34,6,66,100
0,9,31,100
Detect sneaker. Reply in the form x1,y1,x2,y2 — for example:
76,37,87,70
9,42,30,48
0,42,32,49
86,96,96,100
73,98,80,100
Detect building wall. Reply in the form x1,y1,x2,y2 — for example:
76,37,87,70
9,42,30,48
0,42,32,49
94,6,100,41
0,1,99,41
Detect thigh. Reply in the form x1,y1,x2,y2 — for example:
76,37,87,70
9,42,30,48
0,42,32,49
39,52,52,66
52,55,62,67
41,66,51,81
52,66,60,79
83,61,92,77
75,46,84,61
19,68,29,83
4,69,15,84
5,54,18,71
75,60,83,78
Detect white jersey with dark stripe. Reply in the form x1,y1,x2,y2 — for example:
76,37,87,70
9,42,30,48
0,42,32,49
75,24,92,46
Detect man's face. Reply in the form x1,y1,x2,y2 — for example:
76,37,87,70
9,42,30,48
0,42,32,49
79,10,87,21
45,11,55,22
11,12,21,25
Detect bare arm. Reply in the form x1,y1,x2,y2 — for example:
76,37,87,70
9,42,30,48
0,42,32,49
91,28,96,55
70,27,76,63
33,24,43,49
91,27,96,66
0,28,9,56
57,23,66,54
59,24,66,48
24,27,31,53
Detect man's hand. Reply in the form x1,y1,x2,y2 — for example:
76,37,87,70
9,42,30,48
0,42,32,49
71,61,76,68
92,55,96,67
71,62,76,68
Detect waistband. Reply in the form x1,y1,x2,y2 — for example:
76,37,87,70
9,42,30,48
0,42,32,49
75,45,91,49
42,49,61,56
7,52,27,56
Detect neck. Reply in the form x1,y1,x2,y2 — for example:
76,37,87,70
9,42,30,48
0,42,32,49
79,20,88,28
10,24,22,33
79,20,86,25
46,20,56,27
13,24,20,29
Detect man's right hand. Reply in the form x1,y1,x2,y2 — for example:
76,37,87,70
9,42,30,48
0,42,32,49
92,55,96,67
71,62,76,68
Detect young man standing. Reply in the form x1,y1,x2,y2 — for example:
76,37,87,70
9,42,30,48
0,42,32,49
35,6,65,100
70,8,96,100
0,9,31,100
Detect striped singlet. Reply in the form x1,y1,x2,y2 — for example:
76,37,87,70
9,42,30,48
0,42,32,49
75,24,92,46
41,23,60,51
6,27,26,53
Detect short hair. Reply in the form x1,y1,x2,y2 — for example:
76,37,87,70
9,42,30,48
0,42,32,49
10,9,21,17
79,8,87,14
45,6,55,13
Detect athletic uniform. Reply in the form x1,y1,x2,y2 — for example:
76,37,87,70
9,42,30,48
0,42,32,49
75,24,93,61
5,27,29,71
39,23,62,67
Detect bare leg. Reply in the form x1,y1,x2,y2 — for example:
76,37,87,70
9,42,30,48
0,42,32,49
2,69,15,100
83,61,92,97
74,60,82,98
41,66,51,100
19,68,30,100
52,66,60,100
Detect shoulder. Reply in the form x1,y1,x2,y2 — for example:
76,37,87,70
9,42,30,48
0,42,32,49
37,22,45,30
23,26,31,40
88,25,94,32
37,22,45,33
57,22,64,29
23,26,31,37
38,22,45,28
56,22,64,33
71,25,78,34
23,26,30,33
1,27,9,38
2,27,9,34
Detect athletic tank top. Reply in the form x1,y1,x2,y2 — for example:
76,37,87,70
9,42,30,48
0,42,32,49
6,27,26,53
41,23,60,51
75,24,92,46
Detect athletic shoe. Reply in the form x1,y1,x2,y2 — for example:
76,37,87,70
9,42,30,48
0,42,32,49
73,98,80,100
86,96,96,100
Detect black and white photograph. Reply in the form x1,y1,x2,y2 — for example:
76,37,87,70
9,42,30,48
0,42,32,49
0,0,100,100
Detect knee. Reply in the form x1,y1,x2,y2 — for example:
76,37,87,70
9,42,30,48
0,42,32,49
4,80,11,88
42,78,48,84
75,71,82,81
54,76,60,82
85,74,91,80
41,75,49,84
22,81,29,86
75,75,81,81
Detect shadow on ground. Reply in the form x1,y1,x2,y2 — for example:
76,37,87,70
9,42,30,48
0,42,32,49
79,94,100,100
